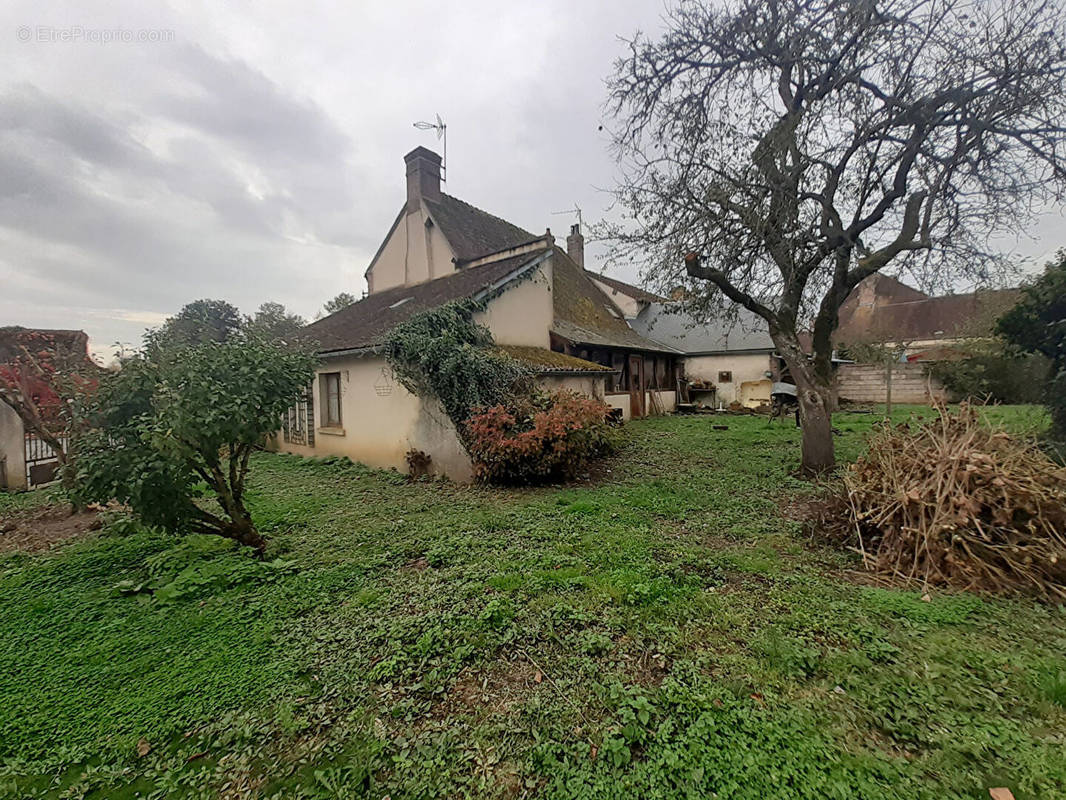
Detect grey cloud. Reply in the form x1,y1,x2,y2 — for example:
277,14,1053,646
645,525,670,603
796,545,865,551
0,84,148,170
0,0,1060,358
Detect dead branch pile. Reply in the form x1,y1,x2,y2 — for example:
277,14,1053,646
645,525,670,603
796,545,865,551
834,403,1066,601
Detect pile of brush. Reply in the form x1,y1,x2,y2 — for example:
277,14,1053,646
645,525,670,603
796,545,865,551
825,403,1066,601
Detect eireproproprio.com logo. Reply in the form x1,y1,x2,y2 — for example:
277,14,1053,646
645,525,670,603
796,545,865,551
16,26,175,43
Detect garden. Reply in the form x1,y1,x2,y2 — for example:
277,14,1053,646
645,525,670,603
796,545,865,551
1,405,1063,799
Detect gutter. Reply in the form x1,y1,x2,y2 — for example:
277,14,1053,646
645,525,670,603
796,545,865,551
316,345,384,359
535,368,619,377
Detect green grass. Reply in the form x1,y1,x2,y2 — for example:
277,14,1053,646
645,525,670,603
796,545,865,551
1,405,1063,799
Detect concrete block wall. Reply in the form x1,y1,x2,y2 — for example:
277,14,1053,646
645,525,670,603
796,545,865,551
836,363,947,405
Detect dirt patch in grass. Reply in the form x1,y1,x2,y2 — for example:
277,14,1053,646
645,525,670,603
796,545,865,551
434,657,540,721
0,504,102,554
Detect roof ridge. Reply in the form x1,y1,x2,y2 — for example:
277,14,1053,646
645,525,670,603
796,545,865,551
584,269,666,302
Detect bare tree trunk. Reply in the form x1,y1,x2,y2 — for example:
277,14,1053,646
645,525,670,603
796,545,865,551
772,333,836,476
203,457,266,553
794,369,835,477
219,511,266,552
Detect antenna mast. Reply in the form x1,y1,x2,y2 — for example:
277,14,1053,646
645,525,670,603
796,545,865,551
551,204,583,228
413,114,447,181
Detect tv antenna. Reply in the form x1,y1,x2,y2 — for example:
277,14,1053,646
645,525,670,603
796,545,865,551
413,114,447,181
551,204,583,229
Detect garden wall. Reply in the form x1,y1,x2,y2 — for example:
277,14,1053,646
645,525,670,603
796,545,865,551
836,363,947,405
0,402,26,490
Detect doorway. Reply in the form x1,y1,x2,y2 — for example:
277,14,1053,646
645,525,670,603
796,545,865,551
628,355,645,418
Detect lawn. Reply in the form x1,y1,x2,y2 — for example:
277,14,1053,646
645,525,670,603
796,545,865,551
1,406,1063,799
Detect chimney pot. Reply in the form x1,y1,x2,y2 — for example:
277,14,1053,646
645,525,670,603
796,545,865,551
404,146,442,212
566,223,585,268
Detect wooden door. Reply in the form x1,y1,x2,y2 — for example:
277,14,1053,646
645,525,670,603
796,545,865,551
628,354,644,418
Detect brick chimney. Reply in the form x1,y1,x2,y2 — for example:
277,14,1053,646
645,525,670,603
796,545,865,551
566,223,584,267
404,146,442,212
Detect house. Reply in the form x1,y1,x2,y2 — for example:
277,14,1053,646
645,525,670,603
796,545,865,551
832,274,1021,404
630,303,781,408
0,328,94,490
834,273,1020,360
584,267,666,320
276,147,678,480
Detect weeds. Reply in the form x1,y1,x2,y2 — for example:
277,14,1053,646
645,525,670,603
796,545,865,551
0,406,1063,798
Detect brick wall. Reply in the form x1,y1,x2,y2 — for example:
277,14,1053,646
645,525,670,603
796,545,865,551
836,363,947,404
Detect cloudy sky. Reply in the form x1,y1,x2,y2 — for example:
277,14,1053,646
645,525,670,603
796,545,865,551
2,1,1064,361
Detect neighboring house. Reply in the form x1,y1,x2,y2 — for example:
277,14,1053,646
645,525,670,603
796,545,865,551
0,328,93,490
584,267,666,319
832,274,1020,404
276,147,678,480
834,273,1020,361
631,303,780,408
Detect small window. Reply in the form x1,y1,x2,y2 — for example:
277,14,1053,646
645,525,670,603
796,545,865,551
321,372,342,427
718,370,733,383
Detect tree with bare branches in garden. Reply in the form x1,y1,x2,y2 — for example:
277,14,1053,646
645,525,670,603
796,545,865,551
604,0,1066,474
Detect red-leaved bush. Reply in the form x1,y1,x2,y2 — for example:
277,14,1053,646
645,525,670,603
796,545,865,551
465,390,618,484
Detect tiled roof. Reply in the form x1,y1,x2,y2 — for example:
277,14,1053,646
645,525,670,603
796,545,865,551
630,303,775,354
550,248,679,354
425,194,540,263
303,251,548,355
495,345,614,374
585,271,666,304
834,288,1020,344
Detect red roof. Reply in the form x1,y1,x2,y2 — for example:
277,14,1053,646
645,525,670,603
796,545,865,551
834,276,1019,345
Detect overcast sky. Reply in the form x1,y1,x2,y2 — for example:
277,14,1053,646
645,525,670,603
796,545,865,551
2,1,1064,362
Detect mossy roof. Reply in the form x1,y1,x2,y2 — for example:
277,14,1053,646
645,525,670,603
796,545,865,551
495,345,614,374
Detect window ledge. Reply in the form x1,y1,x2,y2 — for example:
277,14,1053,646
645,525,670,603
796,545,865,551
317,426,346,436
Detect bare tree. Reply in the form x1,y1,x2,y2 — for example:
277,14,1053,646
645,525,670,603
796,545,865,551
604,0,1066,474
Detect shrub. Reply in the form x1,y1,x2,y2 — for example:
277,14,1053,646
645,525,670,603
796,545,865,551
925,340,1049,405
466,391,618,484
998,250,1066,443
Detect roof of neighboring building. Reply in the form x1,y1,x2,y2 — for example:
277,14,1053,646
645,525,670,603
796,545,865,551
630,303,775,354
585,271,666,304
550,249,680,354
495,345,614,374
834,286,1021,345
303,250,549,355
0,327,92,362
425,194,541,263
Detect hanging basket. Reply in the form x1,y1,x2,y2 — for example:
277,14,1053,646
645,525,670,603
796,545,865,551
374,367,394,397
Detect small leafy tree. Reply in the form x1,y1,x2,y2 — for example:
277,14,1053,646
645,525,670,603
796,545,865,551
998,251,1066,440
148,299,243,351
245,301,307,342
321,292,358,317
75,332,317,550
